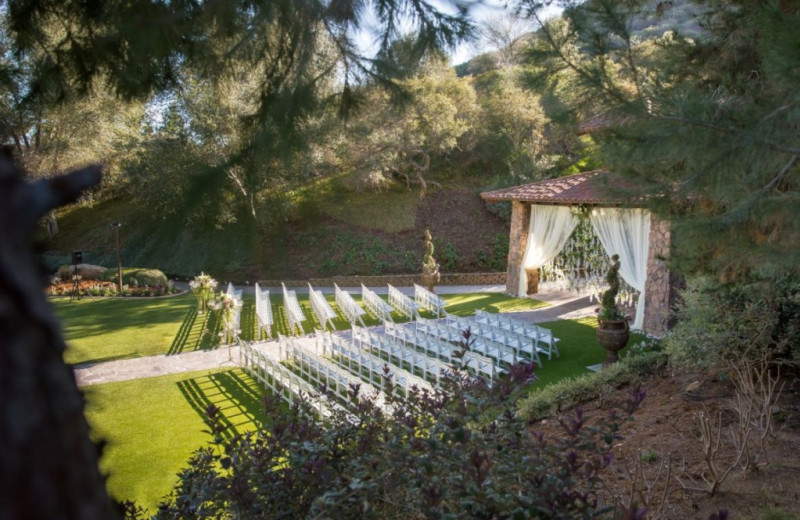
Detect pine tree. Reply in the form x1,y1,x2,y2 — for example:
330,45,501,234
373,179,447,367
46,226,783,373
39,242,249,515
522,0,800,280
520,0,800,279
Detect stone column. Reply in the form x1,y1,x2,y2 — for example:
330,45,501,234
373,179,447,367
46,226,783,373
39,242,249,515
505,201,530,296
643,217,671,337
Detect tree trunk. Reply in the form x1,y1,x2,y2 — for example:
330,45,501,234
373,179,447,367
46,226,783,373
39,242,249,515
0,155,118,520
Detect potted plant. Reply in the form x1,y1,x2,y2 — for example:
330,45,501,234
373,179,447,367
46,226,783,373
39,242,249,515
596,254,630,366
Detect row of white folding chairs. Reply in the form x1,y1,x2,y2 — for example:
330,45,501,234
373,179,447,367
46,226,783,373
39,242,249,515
474,309,560,360
441,315,543,368
361,284,395,323
334,283,366,326
357,324,448,385
387,284,421,319
239,339,338,420
308,283,338,331
226,282,243,300
280,334,389,412
254,283,273,339
281,283,307,336
416,316,521,368
318,330,432,398
414,283,448,317
384,321,500,384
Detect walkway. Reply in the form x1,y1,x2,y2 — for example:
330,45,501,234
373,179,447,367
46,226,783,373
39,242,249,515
74,286,596,387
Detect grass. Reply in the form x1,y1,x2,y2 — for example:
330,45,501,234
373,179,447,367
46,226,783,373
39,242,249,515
84,368,267,512
443,293,549,315
76,297,616,512
54,291,549,365
523,316,646,389
53,293,198,365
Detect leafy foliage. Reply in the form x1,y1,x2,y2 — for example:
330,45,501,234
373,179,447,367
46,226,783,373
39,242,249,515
338,55,477,195
150,331,643,519
521,0,800,281
100,267,168,288
665,276,800,368
518,350,664,421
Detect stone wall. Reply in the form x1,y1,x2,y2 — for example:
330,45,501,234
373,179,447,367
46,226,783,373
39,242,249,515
505,201,531,296
643,217,671,337
258,272,506,288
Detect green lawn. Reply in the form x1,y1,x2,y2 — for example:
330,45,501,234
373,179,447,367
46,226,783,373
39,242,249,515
523,316,645,390
53,293,197,365
81,313,629,514
54,291,548,365
84,368,267,512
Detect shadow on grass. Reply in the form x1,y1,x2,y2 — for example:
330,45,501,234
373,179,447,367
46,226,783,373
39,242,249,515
53,294,195,339
177,370,266,440
168,308,221,355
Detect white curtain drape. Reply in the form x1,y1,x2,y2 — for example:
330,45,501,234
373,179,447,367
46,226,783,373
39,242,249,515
518,205,579,296
589,208,651,330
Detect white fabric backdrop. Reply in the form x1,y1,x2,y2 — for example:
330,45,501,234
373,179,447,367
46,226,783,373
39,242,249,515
518,205,579,296
589,208,651,330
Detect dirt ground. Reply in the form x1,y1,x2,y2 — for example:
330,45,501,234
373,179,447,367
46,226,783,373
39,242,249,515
534,368,800,519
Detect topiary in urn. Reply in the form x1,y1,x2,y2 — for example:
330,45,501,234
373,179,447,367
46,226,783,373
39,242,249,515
596,254,630,366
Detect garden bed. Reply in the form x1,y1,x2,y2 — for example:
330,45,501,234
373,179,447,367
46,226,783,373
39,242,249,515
48,279,182,298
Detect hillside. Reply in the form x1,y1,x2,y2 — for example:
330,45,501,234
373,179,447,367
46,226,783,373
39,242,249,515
43,175,510,282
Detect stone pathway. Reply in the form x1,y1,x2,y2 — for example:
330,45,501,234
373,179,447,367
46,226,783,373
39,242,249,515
74,286,596,387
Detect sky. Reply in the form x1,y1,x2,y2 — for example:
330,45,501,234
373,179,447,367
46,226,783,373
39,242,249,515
450,1,564,65
357,1,563,66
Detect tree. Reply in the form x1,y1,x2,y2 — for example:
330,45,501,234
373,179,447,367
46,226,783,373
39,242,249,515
339,54,478,196
0,2,476,519
0,13,145,190
475,73,556,183
518,0,800,279
6,1,473,159
0,157,116,519
475,12,537,69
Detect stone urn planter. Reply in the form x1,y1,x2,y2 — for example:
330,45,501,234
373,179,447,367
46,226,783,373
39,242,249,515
597,318,630,366
596,254,630,366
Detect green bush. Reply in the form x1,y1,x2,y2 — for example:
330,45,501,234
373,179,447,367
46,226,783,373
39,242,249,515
517,350,666,421
57,264,74,281
665,276,800,369
101,267,169,287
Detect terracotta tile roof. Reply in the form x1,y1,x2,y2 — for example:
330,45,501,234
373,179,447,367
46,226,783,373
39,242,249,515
480,170,646,206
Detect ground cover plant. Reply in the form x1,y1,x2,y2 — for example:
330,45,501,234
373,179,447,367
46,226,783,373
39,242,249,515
84,369,266,512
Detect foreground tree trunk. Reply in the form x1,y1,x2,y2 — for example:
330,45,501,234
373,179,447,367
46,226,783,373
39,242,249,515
0,155,117,519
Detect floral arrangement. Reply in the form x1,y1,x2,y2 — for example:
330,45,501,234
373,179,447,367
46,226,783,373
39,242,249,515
210,291,243,344
189,272,218,313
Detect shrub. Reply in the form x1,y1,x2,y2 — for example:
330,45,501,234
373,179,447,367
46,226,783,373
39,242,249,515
665,276,800,369
101,267,169,288
517,350,666,421
57,264,74,281
147,331,644,519
477,234,509,272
